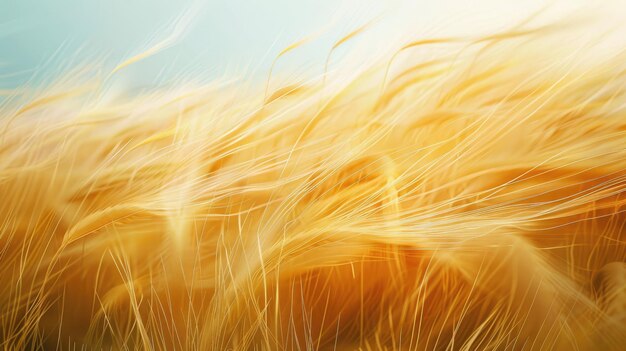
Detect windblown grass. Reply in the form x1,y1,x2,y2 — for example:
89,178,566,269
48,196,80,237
1,21,625,350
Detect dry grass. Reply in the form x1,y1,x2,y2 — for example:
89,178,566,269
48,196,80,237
1,21,626,350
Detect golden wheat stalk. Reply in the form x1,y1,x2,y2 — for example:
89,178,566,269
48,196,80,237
1,18,625,350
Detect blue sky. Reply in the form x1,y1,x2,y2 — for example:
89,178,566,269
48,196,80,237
0,0,616,90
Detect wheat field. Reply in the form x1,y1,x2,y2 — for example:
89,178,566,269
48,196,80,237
1,13,626,351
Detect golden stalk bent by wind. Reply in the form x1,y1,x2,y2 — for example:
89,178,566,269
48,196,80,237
1,23,626,351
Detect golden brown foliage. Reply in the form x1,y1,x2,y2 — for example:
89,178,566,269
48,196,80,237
1,26,626,350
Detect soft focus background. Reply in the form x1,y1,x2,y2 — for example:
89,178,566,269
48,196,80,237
0,0,622,90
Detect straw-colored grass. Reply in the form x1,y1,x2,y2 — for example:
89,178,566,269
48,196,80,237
1,22,625,350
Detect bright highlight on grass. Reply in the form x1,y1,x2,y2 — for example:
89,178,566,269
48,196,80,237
1,14,625,351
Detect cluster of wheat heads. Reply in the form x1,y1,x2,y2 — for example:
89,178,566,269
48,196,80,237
1,23,626,350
